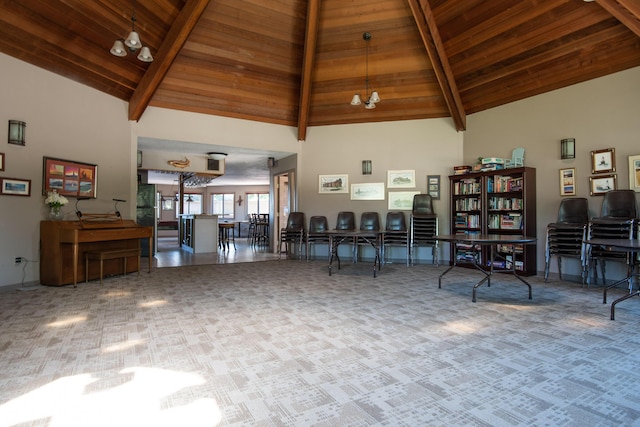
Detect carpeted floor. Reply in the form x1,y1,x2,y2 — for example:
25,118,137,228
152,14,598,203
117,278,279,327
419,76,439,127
1,260,639,426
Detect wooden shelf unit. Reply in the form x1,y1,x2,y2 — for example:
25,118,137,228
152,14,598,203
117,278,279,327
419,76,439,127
449,167,537,276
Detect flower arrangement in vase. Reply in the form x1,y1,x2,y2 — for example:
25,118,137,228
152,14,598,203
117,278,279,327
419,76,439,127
44,189,69,220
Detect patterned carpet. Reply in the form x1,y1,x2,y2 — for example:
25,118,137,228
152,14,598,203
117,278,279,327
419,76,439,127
1,260,639,426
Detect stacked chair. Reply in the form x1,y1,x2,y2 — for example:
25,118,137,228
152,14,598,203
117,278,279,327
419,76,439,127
382,211,410,266
410,194,439,265
544,198,589,283
305,216,330,261
586,190,638,286
278,212,305,260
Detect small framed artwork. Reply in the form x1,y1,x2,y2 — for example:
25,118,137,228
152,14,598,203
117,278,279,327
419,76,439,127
559,168,576,196
388,191,421,210
351,182,385,200
427,175,440,199
591,148,615,174
1,177,31,196
628,155,640,192
589,174,616,196
387,170,416,188
43,156,97,198
0,152,4,171
319,174,349,194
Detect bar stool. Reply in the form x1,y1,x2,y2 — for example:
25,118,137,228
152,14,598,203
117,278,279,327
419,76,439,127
252,213,269,247
219,222,236,251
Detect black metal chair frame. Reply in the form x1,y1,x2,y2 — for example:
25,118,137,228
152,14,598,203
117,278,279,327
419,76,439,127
305,216,330,261
544,198,589,284
279,212,305,260
382,212,410,266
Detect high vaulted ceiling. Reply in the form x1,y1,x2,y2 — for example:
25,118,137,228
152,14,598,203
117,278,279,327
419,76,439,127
1,0,639,141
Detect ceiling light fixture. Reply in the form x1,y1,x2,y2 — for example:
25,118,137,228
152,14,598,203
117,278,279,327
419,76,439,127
350,32,380,110
110,1,153,62
207,152,227,161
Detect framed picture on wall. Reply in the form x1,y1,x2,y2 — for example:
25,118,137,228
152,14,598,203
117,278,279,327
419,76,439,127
591,148,615,174
628,155,640,192
42,156,97,198
1,177,31,196
387,170,416,188
0,152,4,171
427,175,440,199
388,191,420,210
589,174,616,196
559,168,576,196
351,182,385,200
318,174,348,194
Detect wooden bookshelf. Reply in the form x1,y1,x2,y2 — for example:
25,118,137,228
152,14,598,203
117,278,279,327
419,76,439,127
449,167,537,275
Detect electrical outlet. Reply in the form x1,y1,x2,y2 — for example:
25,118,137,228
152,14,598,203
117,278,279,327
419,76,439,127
15,256,23,264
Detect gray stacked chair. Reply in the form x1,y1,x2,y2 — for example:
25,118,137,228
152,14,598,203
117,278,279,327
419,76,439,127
305,215,330,261
586,190,638,286
544,198,589,283
278,212,305,260
410,194,438,265
382,211,410,266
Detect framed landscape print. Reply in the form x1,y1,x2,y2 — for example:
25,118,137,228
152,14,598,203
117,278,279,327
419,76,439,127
351,182,385,200
319,174,348,194
387,170,416,188
388,191,420,210
591,148,615,174
1,177,31,196
43,156,97,198
560,168,576,196
589,174,616,196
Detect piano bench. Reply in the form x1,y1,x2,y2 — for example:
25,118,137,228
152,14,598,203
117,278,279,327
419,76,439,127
85,248,141,284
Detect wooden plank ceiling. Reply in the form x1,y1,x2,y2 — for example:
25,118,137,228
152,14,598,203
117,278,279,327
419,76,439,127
0,0,639,141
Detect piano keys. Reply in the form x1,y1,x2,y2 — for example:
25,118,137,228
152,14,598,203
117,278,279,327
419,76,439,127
40,220,153,286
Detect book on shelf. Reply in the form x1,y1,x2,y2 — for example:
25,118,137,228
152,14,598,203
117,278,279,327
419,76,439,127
499,213,522,229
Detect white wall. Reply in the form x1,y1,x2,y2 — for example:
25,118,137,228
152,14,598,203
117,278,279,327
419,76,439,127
301,119,462,224
2,49,638,287
464,66,640,278
301,119,462,261
0,53,131,287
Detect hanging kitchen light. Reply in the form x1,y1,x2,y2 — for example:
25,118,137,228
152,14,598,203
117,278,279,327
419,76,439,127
350,32,380,109
110,0,154,62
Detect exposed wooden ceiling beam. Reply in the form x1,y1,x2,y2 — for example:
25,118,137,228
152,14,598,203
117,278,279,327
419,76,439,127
128,0,211,121
596,0,640,38
408,0,466,131
297,0,321,142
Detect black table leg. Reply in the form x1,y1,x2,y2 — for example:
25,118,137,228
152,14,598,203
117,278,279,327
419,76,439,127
603,276,631,304
610,290,640,320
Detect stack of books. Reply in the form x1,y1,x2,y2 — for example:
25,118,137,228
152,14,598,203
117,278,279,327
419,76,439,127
480,157,504,171
453,165,472,175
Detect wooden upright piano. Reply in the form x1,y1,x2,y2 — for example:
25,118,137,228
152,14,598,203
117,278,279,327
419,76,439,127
40,220,153,286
